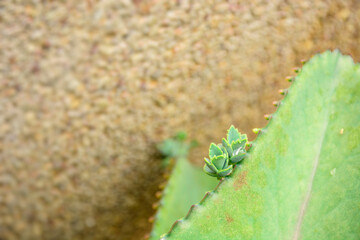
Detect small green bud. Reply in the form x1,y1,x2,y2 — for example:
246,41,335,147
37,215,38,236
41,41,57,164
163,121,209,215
204,125,248,178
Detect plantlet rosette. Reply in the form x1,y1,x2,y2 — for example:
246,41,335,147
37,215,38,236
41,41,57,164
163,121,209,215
162,51,360,239
204,126,248,178
203,143,232,178
222,125,248,164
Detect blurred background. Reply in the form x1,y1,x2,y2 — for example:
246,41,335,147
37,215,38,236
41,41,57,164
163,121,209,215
0,0,359,239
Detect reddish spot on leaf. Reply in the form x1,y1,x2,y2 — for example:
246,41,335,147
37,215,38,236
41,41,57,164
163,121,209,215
226,214,234,223
233,171,247,191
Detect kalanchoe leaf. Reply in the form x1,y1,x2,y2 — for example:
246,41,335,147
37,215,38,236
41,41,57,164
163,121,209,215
204,158,217,173
239,140,247,149
211,155,228,170
217,144,228,157
240,134,247,141
217,165,233,177
209,143,223,158
227,125,241,144
231,140,242,154
230,152,246,164
203,164,217,177
222,138,233,157
239,134,248,148
222,154,230,168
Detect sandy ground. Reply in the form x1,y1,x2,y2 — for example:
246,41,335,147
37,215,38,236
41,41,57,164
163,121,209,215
0,0,359,239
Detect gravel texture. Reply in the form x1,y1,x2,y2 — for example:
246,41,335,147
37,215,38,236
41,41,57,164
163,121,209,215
0,0,359,239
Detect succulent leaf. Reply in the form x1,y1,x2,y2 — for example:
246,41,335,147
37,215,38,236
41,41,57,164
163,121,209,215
240,134,248,148
227,125,241,144
217,165,233,177
204,158,217,173
209,143,223,158
211,155,228,170
218,143,227,152
230,140,242,153
222,138,233,156
229,153,246,164
203,165,217,177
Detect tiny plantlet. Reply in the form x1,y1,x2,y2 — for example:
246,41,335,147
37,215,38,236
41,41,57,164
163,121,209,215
203,125,248,178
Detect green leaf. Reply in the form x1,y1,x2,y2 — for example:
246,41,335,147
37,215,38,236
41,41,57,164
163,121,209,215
227,125,241,144
211,155,228,170
229,152,246,164
240,134,248,148
149,158,218,240
162,51,360,240
230,140,243,154
240,134,247,141
218,144,228,157
209,143,223,158
203,164,217,176
217,165,233,177
222,138,233,156
204,158,217,173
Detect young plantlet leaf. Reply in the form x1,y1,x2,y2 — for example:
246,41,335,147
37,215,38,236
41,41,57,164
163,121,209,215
222,138,233,156
239,134,248,148
217,165,233,177
229,152,246,164
217,144,228,157
203,164,217,177
231,140,242,154
211,155,228,170
209,143,223,158
227,125,241,144
204,158,217,173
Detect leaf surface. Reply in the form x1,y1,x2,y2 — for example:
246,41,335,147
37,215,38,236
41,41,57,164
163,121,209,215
209,143,223,158
227,125,241,144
